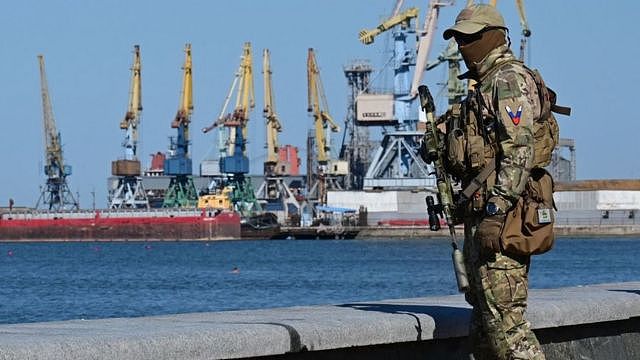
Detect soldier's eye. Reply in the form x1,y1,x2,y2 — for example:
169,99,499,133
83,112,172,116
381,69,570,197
454,32,482,46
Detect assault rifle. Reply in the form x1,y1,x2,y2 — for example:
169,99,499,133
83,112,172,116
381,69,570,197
418,85,469,293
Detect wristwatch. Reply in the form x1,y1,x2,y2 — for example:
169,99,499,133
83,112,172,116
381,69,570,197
485,202,501,216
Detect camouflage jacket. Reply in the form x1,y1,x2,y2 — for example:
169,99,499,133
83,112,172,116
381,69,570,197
472,45,540,208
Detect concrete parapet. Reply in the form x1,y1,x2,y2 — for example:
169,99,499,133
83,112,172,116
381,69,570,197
0,282,638,359
555,224,640,236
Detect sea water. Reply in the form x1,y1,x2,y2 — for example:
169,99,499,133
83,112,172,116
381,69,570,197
1,237,638,324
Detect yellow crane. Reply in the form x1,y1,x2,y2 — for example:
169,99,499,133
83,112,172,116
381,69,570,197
263,48,282,176
358,7,419,45
121,45,142,150
307,48,340,165
307,48,347,206
201,42,260,215
255,49,301,221
110,45,149,208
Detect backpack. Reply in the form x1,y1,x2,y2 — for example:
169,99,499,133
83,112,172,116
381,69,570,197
525,67,571,168
499,67,570,256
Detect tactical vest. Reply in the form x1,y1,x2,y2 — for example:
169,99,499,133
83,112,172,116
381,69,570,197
443,61,570,189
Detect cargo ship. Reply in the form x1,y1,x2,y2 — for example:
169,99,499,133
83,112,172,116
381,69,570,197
0,208,240,241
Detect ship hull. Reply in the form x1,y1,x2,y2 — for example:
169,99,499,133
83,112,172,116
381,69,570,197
0,210,241,241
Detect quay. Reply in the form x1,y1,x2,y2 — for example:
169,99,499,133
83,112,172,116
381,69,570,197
0,282,638,359
275,224,640,240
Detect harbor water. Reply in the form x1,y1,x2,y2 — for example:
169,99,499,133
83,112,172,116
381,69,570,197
1,237,639,325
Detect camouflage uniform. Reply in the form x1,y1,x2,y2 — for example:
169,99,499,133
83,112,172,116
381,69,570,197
443,5,545,360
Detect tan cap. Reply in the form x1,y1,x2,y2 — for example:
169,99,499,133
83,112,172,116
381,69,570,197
443,4,507,40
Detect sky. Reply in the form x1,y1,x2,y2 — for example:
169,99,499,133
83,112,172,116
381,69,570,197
0,0,638,209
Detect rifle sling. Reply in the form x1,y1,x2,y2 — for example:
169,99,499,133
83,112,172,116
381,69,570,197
460,159,496,202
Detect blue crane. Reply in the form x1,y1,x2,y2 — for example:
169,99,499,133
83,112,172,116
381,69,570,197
163,44,198,208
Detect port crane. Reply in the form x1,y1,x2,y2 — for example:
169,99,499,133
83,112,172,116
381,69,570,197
306,48,347,206
35,55,79,211
255,49,301,221
109,45,149,209
163,44,198,208
262,49,282,176
202,42,261,216
357,2,449,190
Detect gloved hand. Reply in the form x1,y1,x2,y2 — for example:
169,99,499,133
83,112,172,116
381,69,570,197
475,214,507,253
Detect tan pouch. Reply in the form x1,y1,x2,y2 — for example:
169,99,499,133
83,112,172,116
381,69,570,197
500,168,555,256
466,134,486,170
446,128,467,177
532,113,559,168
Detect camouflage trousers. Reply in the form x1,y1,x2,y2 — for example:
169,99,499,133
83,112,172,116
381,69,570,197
463,220,545,360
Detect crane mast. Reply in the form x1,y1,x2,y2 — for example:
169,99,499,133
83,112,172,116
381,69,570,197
36,55,78,211
307,48,340,165
231,42,255,157
163,43,198,208
263,48,282,175
122,45,142,160
109,45,149,209
254,49,301,223
306,48,346,206
410,1,454,99
172,43,194,147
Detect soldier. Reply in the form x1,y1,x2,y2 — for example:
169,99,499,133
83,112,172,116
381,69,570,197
441,4,546,360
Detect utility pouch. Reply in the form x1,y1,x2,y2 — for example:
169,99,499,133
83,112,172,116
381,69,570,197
466,135,486,171
532,113,559,168
500,168,555,256
446,128,467,177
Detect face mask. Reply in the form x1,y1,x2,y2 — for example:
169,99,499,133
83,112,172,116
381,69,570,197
458,28,506,72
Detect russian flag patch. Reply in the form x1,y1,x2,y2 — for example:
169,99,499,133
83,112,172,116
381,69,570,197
505,105,522,125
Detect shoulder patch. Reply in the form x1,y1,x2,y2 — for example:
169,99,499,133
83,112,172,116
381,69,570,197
505,105,522,125
495,71,523,100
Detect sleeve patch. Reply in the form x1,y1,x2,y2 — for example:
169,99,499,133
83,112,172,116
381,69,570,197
496,72,523,100
505,105,522,125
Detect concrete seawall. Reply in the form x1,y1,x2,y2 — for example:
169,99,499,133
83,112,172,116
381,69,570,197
0,282,638,359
